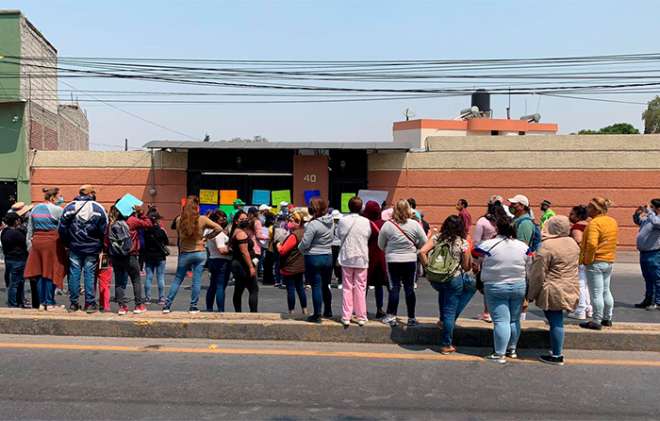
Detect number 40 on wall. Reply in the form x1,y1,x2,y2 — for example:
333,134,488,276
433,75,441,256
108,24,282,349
303,174,317,183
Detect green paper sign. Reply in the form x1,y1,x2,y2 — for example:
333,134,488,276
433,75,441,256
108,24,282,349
271,190,292,206
341,193,356,213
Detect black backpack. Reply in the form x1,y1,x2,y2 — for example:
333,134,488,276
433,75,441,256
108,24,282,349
108,220,132,257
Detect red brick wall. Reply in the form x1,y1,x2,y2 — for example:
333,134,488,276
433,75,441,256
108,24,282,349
368,169,660,249
30,167,186,242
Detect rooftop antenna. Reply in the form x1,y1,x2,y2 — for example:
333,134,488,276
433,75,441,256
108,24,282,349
403,108,415,121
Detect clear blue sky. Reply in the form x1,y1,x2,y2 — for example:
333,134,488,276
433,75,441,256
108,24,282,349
5,0,660,149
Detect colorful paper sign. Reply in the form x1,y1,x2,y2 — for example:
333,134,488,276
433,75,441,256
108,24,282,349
219,204,234,217
252,189,271,205
271,190,291,206
199,189,219,205
304,190,321,205
357,189,389,208
199,204,218,215
220,190,238,205
341,193,356,213
116,193,143,218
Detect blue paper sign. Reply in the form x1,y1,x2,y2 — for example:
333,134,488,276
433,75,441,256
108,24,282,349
304,190,321,205
199,204,218,216
252,189,271,205
115,193,143,218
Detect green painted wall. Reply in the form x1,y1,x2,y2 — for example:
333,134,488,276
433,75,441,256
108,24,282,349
0,12,21,101
0,102,29,201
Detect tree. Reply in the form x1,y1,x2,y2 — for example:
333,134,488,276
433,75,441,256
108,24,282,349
578,123,639,135
642,96,660,134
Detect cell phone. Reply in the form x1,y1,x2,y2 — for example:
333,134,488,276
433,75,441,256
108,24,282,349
99,253,110,269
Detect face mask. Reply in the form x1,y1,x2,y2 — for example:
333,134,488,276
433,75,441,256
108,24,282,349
55,196,65,206
238,220,249,229
509,206,517,215
287,222,298,231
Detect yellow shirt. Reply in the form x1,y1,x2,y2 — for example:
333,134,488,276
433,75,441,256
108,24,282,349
177,215,221,253
580,215,618,265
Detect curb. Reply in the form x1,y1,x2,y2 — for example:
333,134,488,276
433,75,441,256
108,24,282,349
0,310,658,352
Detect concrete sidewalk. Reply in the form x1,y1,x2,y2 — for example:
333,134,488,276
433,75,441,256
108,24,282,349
0,308,658,352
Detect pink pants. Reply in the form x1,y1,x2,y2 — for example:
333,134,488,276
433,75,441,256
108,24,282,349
341,267,368,322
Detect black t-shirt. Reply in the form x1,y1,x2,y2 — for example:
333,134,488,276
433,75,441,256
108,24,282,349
1,227,28,260
231,230,255,268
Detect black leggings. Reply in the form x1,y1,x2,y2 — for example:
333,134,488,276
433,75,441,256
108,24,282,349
232,260,259,312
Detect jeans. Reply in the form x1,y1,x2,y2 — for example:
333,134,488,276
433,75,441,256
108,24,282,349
112,255,144,307
544,310,565,357
284,273,307,311
484,281,526,355
38,277,56,306
640,250,660,304
5,259,26,307
166,251,207,308
68,252,98,307
586,261,614,324
304,254,333,316
273,256,282,285
431,273,477,346
144,260,166,302
207,258,231,311
232,260,259,312
386,261,417,318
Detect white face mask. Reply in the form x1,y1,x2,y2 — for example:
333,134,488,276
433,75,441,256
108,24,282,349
55,196,65,206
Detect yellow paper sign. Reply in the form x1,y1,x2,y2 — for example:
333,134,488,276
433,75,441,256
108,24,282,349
199,189,218,205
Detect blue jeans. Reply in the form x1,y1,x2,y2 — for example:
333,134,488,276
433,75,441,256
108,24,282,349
144,260,166,302
386,261,417,318
586,261,614,323
5,259,26,307
431,273,477,346
206,258,231,311
640,250,660,304
38,277,56,306
284,273,307,311
484,281,526,355
544,310,564,357
304,254,333,317
68,252,98,307
165,251,207,308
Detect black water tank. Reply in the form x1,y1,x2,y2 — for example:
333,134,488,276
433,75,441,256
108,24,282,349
471,89,490,112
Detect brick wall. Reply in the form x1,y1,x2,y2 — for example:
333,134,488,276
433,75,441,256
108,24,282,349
28,102,59,150
19,15,57,114
57,105,89,150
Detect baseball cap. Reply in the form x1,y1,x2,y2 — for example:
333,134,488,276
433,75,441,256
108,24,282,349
541,199,552,207
508,194,530,207
258,204,270,212
279,201,289,208
233,198,246,206
79,184,95,195
331,209,342,219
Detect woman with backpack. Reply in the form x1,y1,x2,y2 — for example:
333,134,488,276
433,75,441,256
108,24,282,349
474,215,530,364
142,207,170,306
107,205,141,315
528,215,580,366
230,210,259,312
162,196,222,313
377,199,427,327
420,215,476,354
277,211,308,314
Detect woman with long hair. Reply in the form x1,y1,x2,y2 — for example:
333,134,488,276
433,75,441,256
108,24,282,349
420,215,475,354
568,205,592,320
24,187,66,310
377,199,427,327
579,197,618,330
277,211,308,314
230,210,259,312
298,197,335,323
162,196,221,313
205,209,231,312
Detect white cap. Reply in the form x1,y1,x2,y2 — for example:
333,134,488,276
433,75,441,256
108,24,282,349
331,209,342,219
507,194,530,207
279,201,289,207
258,204,270,211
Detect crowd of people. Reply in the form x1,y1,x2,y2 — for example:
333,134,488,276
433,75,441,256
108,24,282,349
2,184,659,366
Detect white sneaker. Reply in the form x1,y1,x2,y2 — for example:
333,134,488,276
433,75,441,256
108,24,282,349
567,312,586,320
519,312,527,321
357,319,366,327
38,304,46,311
341,319,350,327
338,284,343,290
381,314,397,326
485,353,507,364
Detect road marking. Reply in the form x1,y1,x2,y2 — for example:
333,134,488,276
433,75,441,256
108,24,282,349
0,342,658,367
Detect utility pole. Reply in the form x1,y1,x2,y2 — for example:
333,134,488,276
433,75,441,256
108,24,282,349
124,138,128,151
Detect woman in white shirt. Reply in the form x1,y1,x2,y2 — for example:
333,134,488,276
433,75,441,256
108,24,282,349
205,210,232,312
474,215,530,364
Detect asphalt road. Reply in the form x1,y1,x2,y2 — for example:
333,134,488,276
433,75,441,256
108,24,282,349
0,334,658,420
2,261,659,324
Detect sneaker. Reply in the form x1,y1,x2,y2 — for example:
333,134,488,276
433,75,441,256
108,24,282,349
520,312,527,321
375,310,386,319
567,312,586,320
306,314,322,324
646,304,658,311
189,306,200,314
440,345,456,355
337,284,343,290
162,305,171,314
133,304,147,314
579,321,602,330
85,304,98,314
341,319,350,328
414,282,418,289
368,285,375,290
635,299,652,309
539,354,564,366
158,298,166,306
68,303,80,313
407,318,418,327
601,319,612,327
117,305,128,316
485,353,507,364
38,304,46,311
144,297,152,305
505,350,518,359
357,319,366,327
46,305,62,311
477,312,492,323
322,312,333,319
381,314,397,326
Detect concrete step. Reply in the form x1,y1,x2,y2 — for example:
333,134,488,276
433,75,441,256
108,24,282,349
0,308,658,352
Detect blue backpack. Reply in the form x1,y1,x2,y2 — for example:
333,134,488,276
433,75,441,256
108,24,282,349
514,216,541,252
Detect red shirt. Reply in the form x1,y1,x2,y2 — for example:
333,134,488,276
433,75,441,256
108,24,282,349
459,208,473,234
126,215,153,256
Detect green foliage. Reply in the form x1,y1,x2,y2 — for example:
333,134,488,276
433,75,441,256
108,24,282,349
642,96,660,134
578,123,639,135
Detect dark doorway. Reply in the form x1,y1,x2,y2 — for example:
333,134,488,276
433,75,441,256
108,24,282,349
328,150,368,210
0,181,17,219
